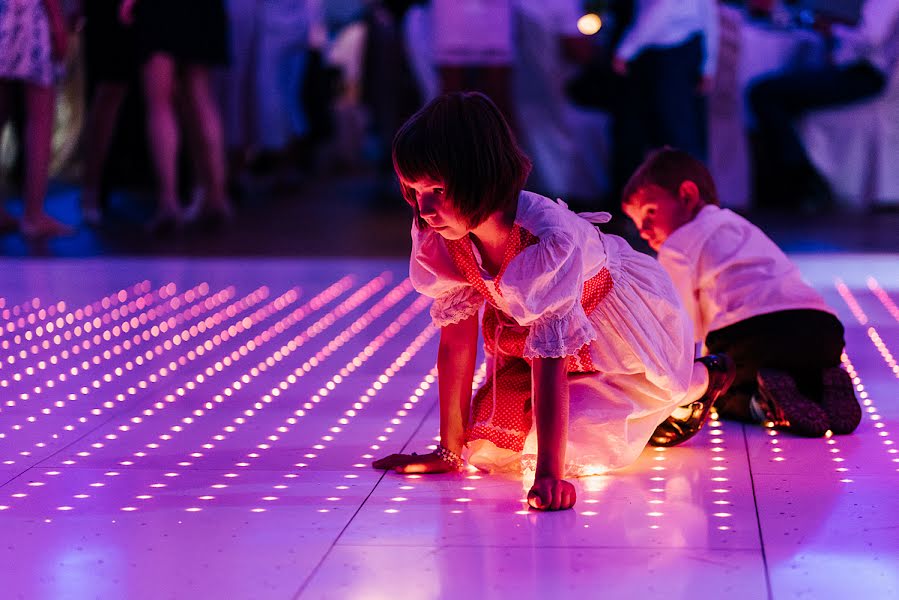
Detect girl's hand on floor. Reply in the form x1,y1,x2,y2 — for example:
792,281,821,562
372,452,458,474
528,477,576,511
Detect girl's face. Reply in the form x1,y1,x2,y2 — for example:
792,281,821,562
404,177,470,240
622,184,695,251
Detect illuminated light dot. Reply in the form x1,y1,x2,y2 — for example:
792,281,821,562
185,507,202,512
384,509,399,514
121,506,138,512
57,506,74,511
713,512,732,518
647,512,663,517
455,498,472,503
150,483,167,488
136,495,152,500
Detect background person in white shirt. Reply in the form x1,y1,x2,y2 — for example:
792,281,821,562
622,148,862,440
610,0,719,200
747,0,899,209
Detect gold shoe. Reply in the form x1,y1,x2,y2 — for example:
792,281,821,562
649,354,736,447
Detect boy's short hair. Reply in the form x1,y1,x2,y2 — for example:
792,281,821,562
392,92,532,228
621,147,720,207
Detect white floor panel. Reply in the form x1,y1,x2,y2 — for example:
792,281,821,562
756,473,899,600
302,545,769,600
0,257,896,599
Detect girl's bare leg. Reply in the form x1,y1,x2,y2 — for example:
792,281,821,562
143,54,181,224
21,82,72,237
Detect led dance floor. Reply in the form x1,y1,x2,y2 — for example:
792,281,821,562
0,256,896,600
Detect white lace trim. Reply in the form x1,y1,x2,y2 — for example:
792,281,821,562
430,286,484,328
522,309,596,359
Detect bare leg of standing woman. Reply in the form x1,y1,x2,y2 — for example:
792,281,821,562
183,64,230,220
81,82,128,225
143,53,182,233
20,82,72,238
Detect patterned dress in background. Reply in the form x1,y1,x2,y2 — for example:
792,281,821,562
0,0,55,87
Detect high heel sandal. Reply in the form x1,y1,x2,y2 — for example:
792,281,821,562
649,354,736,447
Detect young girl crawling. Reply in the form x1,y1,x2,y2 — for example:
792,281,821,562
373,93,732,510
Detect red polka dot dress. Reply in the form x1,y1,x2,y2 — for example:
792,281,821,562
410,192,695,476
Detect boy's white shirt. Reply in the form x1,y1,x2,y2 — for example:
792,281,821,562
657,205,835,343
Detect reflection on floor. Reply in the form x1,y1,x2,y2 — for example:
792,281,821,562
0,257,896,600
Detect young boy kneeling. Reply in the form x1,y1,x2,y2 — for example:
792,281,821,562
622,148,861,438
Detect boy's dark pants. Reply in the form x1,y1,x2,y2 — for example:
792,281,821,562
704,309,845,422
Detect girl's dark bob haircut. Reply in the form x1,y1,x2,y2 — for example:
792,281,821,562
392,92,532,228
621,146,721,208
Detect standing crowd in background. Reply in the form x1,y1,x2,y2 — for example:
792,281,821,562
0,0,897,239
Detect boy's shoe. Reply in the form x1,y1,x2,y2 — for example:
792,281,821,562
755,369,829,437
820,367,862,434
649,354,736,447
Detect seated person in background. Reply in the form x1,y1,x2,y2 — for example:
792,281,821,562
622,147,862,439
747,0,899,209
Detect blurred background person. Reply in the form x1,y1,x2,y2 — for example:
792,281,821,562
79,0,138,225
0,0,74,238
610,0,718,200
120,0,232,234
432,0,516,126
513,0,606,205
251,0,325,178
217,0,260,195
747,0,899,210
